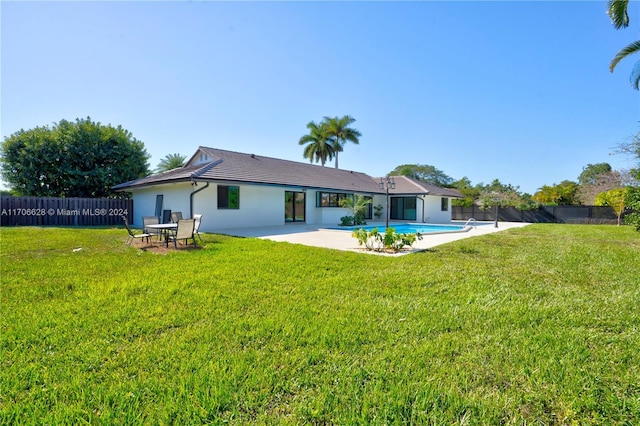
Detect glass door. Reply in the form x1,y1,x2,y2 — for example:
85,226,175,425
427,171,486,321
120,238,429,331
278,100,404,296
285,191,305,222
390,197,417,220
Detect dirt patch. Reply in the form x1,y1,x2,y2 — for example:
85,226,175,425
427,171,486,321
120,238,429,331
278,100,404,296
129,238,201,255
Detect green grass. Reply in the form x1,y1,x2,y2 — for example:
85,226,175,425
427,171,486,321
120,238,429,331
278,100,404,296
1,224,639,424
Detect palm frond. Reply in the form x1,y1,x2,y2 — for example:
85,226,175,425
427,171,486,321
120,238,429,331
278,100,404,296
610,39,640,72
631,61,640,90
608,0,630,29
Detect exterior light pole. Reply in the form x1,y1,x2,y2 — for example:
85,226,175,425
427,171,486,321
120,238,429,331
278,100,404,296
491,192,501,228
379,176,395,229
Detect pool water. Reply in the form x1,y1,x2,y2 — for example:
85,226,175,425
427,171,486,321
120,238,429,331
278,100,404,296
333,223,466,234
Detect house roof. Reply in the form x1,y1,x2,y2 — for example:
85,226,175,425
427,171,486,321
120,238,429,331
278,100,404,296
114,146,461,198
389,176,463,198
114,147,382,193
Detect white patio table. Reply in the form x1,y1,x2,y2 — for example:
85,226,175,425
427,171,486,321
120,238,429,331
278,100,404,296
146,223,178,247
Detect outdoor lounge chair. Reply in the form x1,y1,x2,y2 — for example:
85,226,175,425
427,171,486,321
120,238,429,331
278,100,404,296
122,215,152,246
169,219,196,248
142,216,162,241
171,212,183,223
193,214,203,241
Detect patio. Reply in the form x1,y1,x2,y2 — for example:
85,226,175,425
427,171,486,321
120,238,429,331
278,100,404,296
211,221,530,256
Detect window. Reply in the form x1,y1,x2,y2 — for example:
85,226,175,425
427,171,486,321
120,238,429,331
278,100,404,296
441,197,449,211
316,191,348,207
154,195,163,219
218,185,239,209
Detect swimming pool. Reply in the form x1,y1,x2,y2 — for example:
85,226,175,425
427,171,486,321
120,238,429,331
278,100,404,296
329,223,468,234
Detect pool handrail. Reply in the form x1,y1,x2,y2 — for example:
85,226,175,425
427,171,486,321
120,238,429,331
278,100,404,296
463,218,477,229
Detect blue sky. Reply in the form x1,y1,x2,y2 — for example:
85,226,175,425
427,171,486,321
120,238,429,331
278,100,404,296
2,1,638,194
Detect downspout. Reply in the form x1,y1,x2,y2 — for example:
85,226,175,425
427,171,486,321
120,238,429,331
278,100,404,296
417,195,425,223
190,181,209,218
418,192,429,222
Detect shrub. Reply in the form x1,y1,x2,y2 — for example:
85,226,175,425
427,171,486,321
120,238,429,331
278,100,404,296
623,187,640,231
352,227,422,252
340,214,366,227
340,216,354,226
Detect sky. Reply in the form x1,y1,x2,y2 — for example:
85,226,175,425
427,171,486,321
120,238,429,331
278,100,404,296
2,0,639,194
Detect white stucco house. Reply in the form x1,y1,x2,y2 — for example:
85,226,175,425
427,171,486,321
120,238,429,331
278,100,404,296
113,147,462,233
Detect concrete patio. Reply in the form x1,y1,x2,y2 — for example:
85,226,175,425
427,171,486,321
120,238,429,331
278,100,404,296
212,221,530,256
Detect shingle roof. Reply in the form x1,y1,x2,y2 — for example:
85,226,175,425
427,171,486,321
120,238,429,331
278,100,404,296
195,147,383,193
113,146,462,198
114,147,382,193
112,162,213,190
388,176,463,198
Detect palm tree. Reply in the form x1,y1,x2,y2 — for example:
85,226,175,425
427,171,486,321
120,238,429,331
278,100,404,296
339,193,372,225
608,0,640,89
156,153,187,173
323,115,361,169
298,121,334,166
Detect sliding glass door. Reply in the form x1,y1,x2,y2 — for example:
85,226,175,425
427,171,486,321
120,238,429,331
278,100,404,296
390,197,417,221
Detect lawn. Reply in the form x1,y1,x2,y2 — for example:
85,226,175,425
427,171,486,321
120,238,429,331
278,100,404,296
1,224,639,424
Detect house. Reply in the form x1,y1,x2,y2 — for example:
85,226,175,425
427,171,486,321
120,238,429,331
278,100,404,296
113,147,462,232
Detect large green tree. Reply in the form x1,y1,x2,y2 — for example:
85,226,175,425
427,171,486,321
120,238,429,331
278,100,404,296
323,115,361,169
577,170,623,205
578,163,613,186
477,179,532,209
388,164,454,187
608,0,640,89
0,117,150,197
298,121,335,167
156,153,187,173
451,176,481,207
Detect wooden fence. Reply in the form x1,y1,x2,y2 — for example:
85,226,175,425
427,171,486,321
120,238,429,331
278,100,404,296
0,196,133,226
452,205,624,224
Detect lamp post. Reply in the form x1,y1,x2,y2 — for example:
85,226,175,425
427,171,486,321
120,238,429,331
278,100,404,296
490,192,502,228
379,176,395,229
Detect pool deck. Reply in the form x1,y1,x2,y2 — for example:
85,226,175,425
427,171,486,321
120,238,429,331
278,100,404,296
212,221,531,256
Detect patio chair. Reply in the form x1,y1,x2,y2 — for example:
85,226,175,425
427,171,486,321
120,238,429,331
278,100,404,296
162,209,172,224
122,215,152,246
171,212,183,223
142,216,162,241
169,219,197,248
193,214,203,241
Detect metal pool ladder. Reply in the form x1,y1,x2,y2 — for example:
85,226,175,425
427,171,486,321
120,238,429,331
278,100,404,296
463,218,477,229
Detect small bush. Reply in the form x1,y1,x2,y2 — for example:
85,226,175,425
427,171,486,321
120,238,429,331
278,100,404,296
340,216,354,226
352,227,422,252
340,214,366,227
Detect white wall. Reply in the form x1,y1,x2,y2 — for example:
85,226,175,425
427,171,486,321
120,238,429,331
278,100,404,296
194,184,285,232
304,190,322,225
422,195,453,223
130,183,445,230
130,182,192,227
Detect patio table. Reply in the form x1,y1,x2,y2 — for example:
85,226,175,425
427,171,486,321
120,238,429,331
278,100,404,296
146,223,178,247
